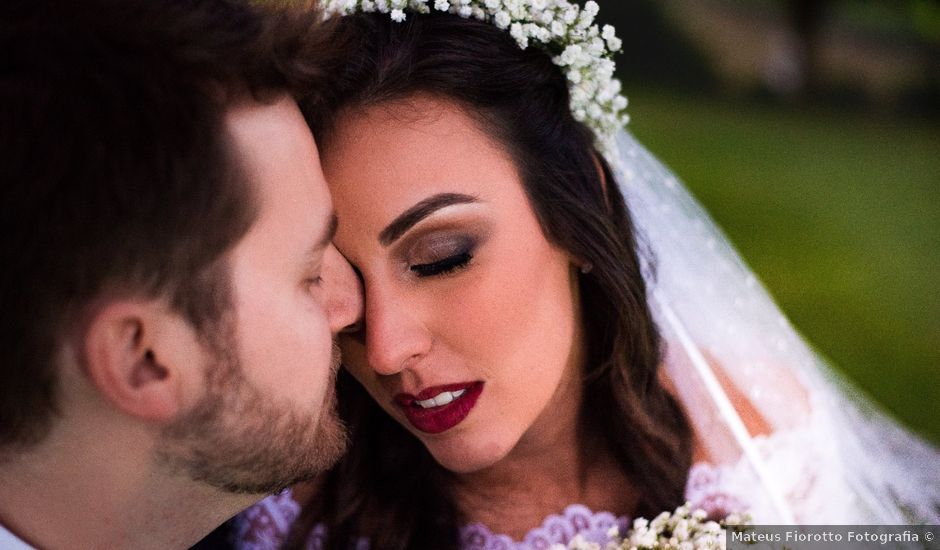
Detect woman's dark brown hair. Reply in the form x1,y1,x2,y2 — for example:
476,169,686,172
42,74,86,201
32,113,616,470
292,11,693,550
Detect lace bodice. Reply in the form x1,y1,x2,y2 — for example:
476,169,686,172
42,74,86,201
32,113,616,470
234,462,747,550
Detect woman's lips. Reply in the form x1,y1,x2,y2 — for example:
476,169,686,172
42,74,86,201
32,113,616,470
394,381,484,434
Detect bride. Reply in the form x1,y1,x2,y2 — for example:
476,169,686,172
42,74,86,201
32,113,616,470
236,1,940,548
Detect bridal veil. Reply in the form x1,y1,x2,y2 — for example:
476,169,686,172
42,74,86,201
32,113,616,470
615,129,940,524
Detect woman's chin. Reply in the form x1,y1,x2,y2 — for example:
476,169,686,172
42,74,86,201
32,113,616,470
422,437,512,474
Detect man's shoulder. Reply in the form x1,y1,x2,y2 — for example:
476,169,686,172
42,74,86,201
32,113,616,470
189,519,235,550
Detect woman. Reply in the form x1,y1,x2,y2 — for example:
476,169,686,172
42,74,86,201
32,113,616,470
236,1,940,548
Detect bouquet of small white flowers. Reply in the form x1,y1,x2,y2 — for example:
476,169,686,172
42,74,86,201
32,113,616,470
552,503,750,550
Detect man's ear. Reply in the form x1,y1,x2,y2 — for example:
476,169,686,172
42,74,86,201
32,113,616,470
82,300,195,422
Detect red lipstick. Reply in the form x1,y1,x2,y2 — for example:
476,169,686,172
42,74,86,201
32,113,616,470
394,381,483,434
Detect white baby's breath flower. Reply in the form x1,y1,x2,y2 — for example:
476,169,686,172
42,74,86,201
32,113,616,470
674,518,691,541
570,84,589,104
576,10,594,29
562,6,578,23
335,0,355,13
652,511,672,527
605,35,622,51
629,528,657,548
504,0,525,18
510,22,528,48
534,27,552,44
559,43,582,65
596,58,615,79
702,521,722,535
329,0,631,161
567,534,600,550
580,75,598,95
587,36,605,56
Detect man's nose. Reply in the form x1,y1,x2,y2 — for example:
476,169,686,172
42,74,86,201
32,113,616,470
321,245,363,334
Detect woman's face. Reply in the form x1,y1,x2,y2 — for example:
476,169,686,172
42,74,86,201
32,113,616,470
323,95,585,473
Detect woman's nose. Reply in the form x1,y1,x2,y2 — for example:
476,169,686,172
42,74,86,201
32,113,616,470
321,245,363,335
363,285,432,377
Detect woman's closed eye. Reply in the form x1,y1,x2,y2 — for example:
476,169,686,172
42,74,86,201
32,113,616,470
410,250,473,277
405,232,478,278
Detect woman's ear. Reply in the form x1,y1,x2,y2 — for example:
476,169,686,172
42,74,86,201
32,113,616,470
591,152,611,211
81,300,196,422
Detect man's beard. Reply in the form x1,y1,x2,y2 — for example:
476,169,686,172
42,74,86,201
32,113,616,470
157,336,347,495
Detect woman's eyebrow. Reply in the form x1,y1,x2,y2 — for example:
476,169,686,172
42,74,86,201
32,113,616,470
379,193,478,246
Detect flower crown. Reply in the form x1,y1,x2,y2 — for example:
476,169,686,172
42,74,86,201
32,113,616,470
323,0,628,160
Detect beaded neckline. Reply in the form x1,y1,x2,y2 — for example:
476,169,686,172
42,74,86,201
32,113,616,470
459,503,628,549
234,462,746,550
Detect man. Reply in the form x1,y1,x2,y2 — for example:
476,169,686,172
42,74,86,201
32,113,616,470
0,1,362,548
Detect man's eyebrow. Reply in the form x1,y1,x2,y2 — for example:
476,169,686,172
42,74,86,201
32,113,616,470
379,193,478,247
316,212,339,251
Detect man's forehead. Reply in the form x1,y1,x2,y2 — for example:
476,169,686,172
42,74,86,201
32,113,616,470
224,94,334,254
224,95,307,151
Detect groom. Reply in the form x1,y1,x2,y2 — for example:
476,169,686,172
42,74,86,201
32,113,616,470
0,1,361,548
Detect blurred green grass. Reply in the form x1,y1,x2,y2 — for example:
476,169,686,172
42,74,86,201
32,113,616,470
627,89,940,444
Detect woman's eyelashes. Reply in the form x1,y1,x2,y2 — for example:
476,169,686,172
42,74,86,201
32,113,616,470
405,233,478,278
410,250,473,277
